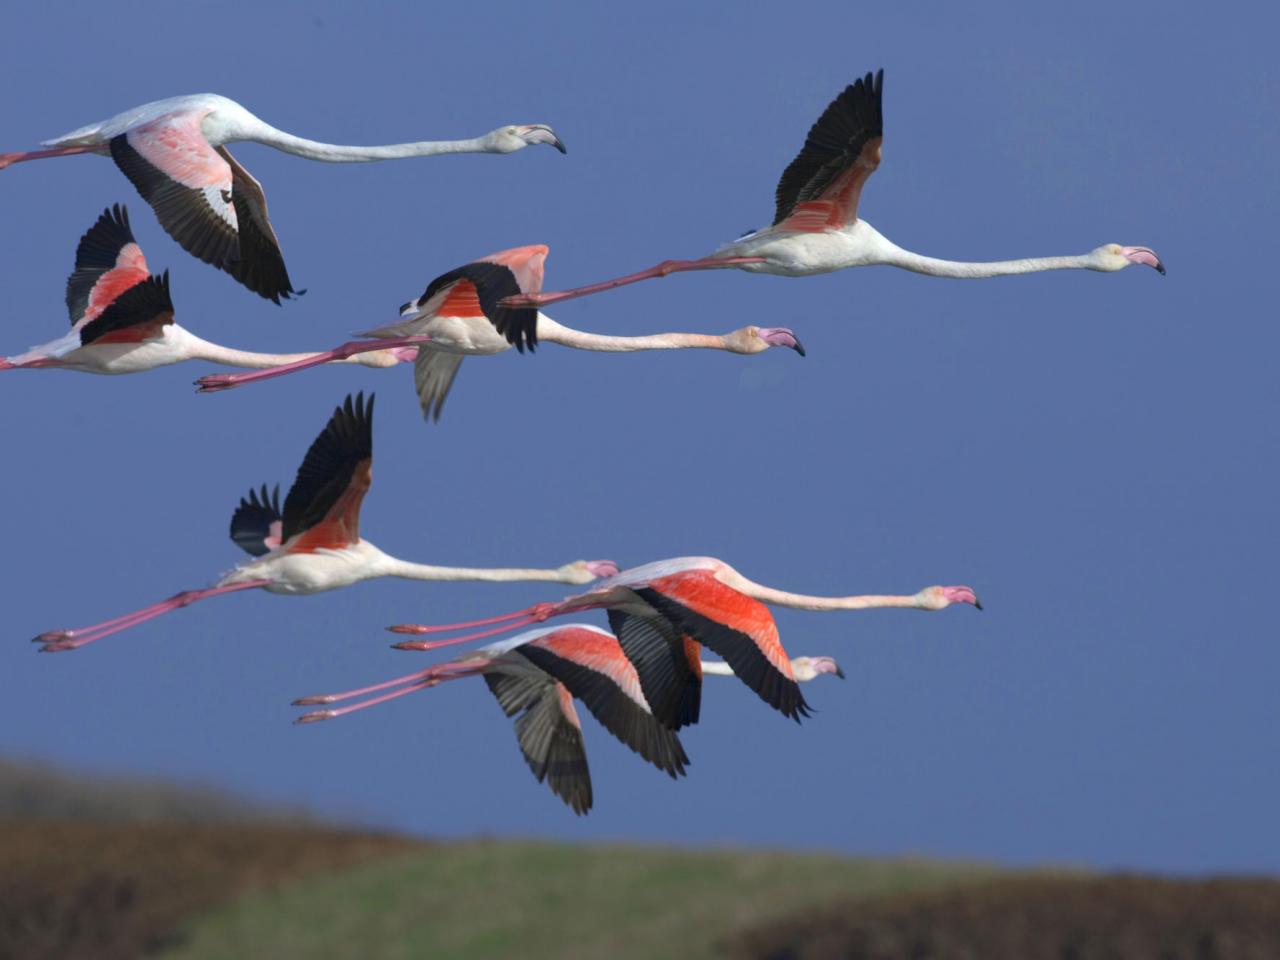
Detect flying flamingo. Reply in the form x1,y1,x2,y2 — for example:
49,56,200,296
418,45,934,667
294,623,844,813
386,556,980,726
32,393,615,653
1,205,415,376
0,94,566,302
193,245,805,420
500,70,1163,313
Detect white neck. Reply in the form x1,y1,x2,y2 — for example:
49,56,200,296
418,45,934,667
718,566,931,612
536,315,734,353
243,120,491,163
374,554,594,585
181,330,402,369
875,236,1096,278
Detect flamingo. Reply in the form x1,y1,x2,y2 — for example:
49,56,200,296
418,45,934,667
500,70,1163,313
0,94,566,302
193,245,805,420
386,556,980,726
293,623,844,813
0,205,415,376
32,393,615,653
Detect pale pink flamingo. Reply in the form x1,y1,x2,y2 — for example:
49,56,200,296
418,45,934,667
193,245,804,420
501,70,1163,313
0,94,566,302
33,393,615,653
1,205,415,376
386,556,980,726
294,623,844,813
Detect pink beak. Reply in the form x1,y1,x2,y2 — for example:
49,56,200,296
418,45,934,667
757,327,806,356
941,585,983,610
586,560,619,579
1120,246,1165,275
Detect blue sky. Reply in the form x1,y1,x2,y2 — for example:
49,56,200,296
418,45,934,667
1,1,1275,874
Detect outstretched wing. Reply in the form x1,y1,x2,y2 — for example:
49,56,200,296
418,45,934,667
412,348,465,423
606,609,702,731
483,663,592,815
109,112,297,303
281,392,374,551
773,70,884,233
402,245,547,353
520,626,690,779
65,204,151,327
635,571,809,722
77,271,175,347
229,484,283,557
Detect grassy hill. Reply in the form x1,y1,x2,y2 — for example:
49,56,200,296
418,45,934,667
157,839,992,960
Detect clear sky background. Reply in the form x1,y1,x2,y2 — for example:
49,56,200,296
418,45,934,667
1,1,1275,874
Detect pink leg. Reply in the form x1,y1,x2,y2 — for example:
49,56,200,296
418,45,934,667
386,606,544,636
293,659,484,707
295,661,486,723
499,257,767,309
194,336,431,393
34,580,270,652
391,615,546,652
0,144,102,170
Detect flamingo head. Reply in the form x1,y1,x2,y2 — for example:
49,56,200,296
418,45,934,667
1092,244,1165,275
486,124,567,154
725,326,806,356
563,560,619,584
914,585,983,611
791,655,846,681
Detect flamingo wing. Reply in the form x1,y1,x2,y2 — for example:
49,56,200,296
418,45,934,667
108,113,297,303
229,484,283,557
606,609,702,731
407,252,543,353
412,348,466,423
773,70,884,233
520,628,689,779
280,392,374,552
65,204,151,327
483,663,592,815
76,270,175,347
214,146,299,305
635,572,809,722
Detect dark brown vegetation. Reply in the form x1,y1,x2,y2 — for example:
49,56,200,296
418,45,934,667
727,874,1280,960
0,820,419,960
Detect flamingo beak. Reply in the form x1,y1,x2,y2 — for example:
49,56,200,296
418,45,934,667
758,327,806,356
1121,246,1165,275
522,125,567,154
585,560,619,579
941,586,982,610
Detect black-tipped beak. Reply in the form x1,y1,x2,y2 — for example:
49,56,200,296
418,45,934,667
974,599,984,611
791,335,806,358
1155,261,1166,276
551,136,567,155
835,665,846,679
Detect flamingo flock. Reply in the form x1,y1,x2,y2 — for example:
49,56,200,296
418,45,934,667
5,70,1160,811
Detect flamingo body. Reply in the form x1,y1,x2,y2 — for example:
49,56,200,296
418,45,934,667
501,69,1163,312
32,393,615,652
194,245,804,420
5,94,566,301
3,206,414,376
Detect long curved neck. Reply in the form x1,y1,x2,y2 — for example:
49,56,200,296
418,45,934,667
244,121,491,162
877,240,1095,278
182,331,400,369
536,315,728,353
376,555,588,584
719,567,928,612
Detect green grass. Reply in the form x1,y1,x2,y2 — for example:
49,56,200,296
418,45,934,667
159,839,997,960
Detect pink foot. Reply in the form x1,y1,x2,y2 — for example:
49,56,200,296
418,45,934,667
195,373,244,393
